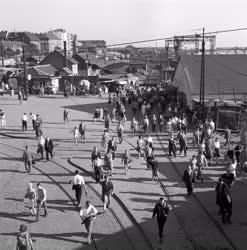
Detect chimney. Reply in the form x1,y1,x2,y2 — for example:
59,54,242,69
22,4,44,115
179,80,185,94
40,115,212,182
63,41,67,68
73,35,77,56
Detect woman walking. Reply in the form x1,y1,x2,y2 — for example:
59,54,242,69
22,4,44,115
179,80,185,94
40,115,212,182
122,150,132,175
70,127,80,146
24,183,36,216
16,224,34,250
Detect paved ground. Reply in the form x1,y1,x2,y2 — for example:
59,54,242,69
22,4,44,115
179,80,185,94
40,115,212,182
0,94,246,250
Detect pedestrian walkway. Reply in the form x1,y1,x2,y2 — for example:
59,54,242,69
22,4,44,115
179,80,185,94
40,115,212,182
0,94,246,249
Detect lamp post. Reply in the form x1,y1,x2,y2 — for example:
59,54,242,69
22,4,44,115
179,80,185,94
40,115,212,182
199,28,205,122
22,45,28,98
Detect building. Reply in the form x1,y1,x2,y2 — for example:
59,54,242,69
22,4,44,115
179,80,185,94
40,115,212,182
37,33,61,55
77,40,106,54
74,53,106,77
15,64,60,94
172,54,247,109
48,29,76,55
2,41,24,53
19,32,41,52
0,31,8,40
37,33,49,55
39,50,78,75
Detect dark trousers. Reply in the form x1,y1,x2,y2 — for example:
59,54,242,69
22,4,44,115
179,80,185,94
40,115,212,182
180,144,187,156
158,217,167,239
94,167,101,183
221,204,232,223
36,200,47,220
22,121,27,131
152,123,156,132
169,145,176,157
186,183,193,195
74,184,82,205
159,124,163,133
32,120,35,130
118,132,123,144
24,161,32,172
46,150,53,161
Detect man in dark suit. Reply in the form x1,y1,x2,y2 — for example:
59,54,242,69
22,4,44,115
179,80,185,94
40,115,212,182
45,137,54,161
152,197,170,243
22,145,33,173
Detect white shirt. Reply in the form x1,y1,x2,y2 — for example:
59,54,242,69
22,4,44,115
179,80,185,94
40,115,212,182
146,137,153,144
214,141,220,149
72,174,85,185
209,121,215,130
144,118,149,126
30,114,36,121
80,204,98,217
22,115,28,121
38,137,45,146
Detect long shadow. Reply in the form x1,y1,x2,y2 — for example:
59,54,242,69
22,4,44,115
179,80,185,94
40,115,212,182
0,169,26,173
0,157,22,161
0,212,33,223
43,121,64,125
120,191,161,196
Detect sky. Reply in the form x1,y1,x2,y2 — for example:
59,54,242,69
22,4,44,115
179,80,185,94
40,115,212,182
1,0,247,47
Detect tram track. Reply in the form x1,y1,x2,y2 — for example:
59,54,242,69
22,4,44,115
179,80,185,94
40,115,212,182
155,132,238,250
0,143,99,250
59,95,239,249
0,139,154,250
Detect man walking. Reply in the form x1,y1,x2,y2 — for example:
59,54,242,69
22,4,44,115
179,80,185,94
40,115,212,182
69,170,87,206
102,175,114,212
80,201,98,244
22,146,33,173
36,183,47,222
79,120,86,143
29,112,36,131
63,108,69,123
21,113,28,132
45,137,54,161
152,198,169,243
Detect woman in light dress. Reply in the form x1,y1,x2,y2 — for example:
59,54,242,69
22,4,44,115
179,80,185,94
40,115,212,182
70,127,80,146
24,182,36,216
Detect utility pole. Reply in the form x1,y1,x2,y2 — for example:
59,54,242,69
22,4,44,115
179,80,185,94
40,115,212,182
22,45,27,98
0,41,4,67
200,28,205,121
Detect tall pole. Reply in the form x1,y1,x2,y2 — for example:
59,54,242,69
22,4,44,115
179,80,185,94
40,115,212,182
22,45,27,98
233,88,236,103
200,28,205,121
218,80,221,101
0,41,4,67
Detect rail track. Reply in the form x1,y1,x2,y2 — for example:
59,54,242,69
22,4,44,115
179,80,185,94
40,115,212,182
0,143,99,250
69,95,238,249
155,132,238,250
0,139,154,250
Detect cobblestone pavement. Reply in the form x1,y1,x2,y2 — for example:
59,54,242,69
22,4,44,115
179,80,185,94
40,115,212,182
0,94,246,250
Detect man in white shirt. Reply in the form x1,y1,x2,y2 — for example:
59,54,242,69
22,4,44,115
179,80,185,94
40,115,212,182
36,183,47,222
209,119,215,132
22,113,28,131
69,170,87,206
80,200,98,244
143,115,149,133
30,112,37,131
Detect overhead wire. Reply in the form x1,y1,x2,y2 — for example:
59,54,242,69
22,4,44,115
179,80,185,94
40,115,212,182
107,27,247,47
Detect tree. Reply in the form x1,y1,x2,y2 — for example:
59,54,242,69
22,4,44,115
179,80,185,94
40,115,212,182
25,43,39,56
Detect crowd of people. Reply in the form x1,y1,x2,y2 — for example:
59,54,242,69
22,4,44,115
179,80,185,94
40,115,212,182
1,84,246,248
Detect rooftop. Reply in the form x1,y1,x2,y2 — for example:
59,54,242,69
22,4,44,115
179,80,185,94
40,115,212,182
22,32,40,42
178,54,247,95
